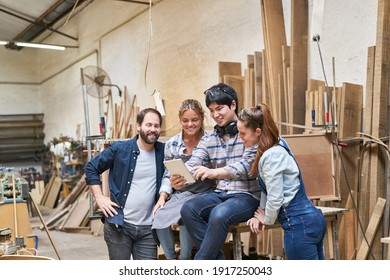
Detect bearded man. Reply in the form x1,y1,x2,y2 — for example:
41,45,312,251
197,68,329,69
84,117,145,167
85,108,165,260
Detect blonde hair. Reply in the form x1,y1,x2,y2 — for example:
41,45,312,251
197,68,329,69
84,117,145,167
179,99,205,129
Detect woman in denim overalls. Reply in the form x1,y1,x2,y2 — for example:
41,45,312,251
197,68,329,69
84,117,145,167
237,104,327,260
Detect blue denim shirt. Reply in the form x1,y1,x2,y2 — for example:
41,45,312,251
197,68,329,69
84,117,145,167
84,135,165,227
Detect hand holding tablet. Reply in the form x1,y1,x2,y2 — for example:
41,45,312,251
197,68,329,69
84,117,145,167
164,159,195,184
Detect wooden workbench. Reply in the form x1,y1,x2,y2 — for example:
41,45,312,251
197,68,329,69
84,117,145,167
229,206,348,260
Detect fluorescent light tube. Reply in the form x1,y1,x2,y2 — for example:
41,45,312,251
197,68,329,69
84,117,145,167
15,42,66,50
0,40,8,45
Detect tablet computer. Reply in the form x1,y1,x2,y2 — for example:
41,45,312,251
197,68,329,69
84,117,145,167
163,159,196,184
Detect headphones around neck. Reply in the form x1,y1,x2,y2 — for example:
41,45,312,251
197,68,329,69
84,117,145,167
214,121,238,137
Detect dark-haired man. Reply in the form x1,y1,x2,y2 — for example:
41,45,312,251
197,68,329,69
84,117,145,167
178,83,260,259
84,108,165,260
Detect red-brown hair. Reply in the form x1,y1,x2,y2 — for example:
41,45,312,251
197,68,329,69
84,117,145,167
237,103,279,176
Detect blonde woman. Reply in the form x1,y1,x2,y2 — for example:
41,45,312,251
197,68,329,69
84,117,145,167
152,99,215,260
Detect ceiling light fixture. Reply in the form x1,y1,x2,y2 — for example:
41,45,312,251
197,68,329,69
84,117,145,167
0,40,77,51
15,42,66,51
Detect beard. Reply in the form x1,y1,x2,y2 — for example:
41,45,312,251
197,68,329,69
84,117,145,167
139,128,160,144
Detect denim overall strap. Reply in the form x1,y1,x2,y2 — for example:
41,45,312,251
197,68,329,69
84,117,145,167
258,176,267,195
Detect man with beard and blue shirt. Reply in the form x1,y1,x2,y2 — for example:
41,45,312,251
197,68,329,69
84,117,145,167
84,108,165,260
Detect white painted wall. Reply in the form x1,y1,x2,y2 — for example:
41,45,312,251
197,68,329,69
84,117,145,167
0,0,378,144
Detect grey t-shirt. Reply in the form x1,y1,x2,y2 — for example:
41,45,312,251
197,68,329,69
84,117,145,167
124,147,156,225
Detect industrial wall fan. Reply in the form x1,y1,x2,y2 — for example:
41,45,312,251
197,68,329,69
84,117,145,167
82,65,122,99
80,65,121,142
81,66,121,141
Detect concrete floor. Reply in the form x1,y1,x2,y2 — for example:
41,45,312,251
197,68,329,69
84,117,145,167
30,206,108,260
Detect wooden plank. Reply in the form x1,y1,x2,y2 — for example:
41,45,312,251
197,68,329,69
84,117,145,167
304,90,311,130
283,133,336,199
43,206,71,228
356,197,386,260
39,175,55,205
254,51,263,105
307,79,325,91
119,87,127,139
0,143,45,151
247,54,254,69
335,83,363,213
335,86,342,129
114,103,118,138
249,68,255,107
338,83,363,139
244,69,251,109
223,75,245,112
363,46,376,136
368,0,390,259
116,101,124,139
51,175,86,216
318,85,325,126
62,192,90,228
304,90,314,132
278,73,287,134
30,180,45,204
338,191,357,259
0,113,44,122
261,49,270,105
1,127,44,138
218,62,242,83
124,94,137,138
290,0,308,134
0,132,45,141
358,46,376,246
261,0,287,123
247,54,255,107
0,121,44,128
372,0,390,139
282,45,290,133
62,227,92,234
43,176,62,208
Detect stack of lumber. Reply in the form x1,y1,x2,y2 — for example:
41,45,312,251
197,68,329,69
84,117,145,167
355,0,390,260
111,86,139,139
219,0,389,260
38,175,102,235
220,0,309,135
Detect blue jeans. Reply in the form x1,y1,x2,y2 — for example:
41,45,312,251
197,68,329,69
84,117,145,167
104,221,157,260
180,192,259,260
279,200,327,260
155,225,193,260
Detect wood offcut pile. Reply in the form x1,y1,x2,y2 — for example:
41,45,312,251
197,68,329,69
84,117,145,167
33,175,96,234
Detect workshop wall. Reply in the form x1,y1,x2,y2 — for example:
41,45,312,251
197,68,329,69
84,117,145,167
0,48,41,114
0,0,378,142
